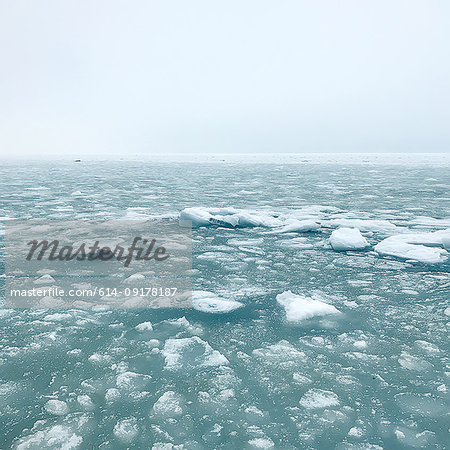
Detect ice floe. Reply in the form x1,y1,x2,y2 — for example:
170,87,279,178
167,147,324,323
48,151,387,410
44,399,69,415
113,417,139,442
278,220,320,233
152,391,183,417
135,321,153,331
192,290,243,313
276,291,340,322
299,389,340,409
162,336,228,370
374,230,450,263
16,425,82,449
326,218,398,234
180,207,280,228
329,227,369,251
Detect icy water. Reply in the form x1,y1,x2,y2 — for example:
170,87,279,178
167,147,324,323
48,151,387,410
0,159,449,449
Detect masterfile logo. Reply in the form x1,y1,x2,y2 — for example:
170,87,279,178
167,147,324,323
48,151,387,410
5,220,192,308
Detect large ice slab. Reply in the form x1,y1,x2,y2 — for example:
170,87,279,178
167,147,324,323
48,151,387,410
374,230,450,263
329,227,369,251
162,336,229,370
276,291,340,322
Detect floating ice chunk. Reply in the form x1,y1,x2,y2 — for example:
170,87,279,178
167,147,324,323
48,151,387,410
248,437,275,448
348,427,364,437
162,336,228,370
88,352,112,365
279,220,320,233
327,218,398,234
445,306,450,316
329,228,369,251
398,352,432,371
276,291,340,322
71,190,83,196
135,321,153,331
113,417,139,442
293,373,312,384
105,388,121,403
44,399,69,415
179,207,281,228
152,391,183,417
353,340,367,349
116,371,151,391
192,290,243,313
43,313,72,321
414,340,440,354
299,389,340,409
34,274,55,284
77,394,94,410
16,425,82,449
124,273,145,283
253,340,307,366
375,231,449,263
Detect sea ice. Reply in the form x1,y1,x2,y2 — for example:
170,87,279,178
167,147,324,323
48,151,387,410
33,274,56,284
276,291,340,322
326,218,398,234
162,336,229,370
77,394,94,410
192,290,243,313
252,340,307,367
44,399,69,415
135,321,153,331
113,417,139,442
180,207,281,228
374,230,449,263
329,228,369,251
152,391,183,417
279,220,320,233
299,389,340,409
16,425,82,449
248,437,275,448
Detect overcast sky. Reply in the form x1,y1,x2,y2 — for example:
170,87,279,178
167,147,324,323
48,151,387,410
0,1,449,157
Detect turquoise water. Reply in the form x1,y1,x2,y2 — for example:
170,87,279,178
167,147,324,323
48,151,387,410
0,160,449,449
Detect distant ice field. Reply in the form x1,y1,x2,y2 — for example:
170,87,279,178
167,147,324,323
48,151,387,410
0,158,449,449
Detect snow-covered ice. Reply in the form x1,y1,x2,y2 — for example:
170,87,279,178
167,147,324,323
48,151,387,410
276,291,340,322
299,389,340,409
329,227,369,251
375,230,449,263
162,336,229,370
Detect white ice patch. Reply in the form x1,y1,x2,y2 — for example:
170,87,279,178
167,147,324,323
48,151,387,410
44,399,69,415
248,437,275,449
152,391,183,417
33,274,55,284
276,291,340,322
113,417,139,442
326,218,398,234
16,425,82,449
180,207,281,228
162,336,228,370
252,340,307,367
135,321,153,331
278,220,320,233
299,389,340,409
192,290,243,313
374,230,450,263
77,394,94,410
329,227,369,251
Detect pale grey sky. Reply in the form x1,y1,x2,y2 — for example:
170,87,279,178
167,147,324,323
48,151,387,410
0,0,449,157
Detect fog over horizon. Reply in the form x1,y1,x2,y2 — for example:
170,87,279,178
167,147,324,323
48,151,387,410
1,0,449,157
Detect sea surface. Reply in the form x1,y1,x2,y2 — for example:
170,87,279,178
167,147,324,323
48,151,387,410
0,157,449,449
